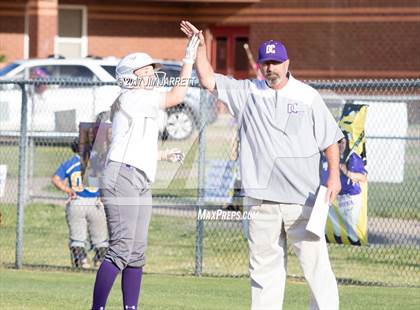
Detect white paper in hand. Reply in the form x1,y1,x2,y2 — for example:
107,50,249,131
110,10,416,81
306,185,329,238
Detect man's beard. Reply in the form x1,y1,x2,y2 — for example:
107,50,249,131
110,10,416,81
266,72,283,86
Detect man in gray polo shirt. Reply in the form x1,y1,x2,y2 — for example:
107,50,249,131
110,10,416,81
181,21,343,310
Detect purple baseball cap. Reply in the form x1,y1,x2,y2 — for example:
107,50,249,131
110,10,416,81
257,40,288,63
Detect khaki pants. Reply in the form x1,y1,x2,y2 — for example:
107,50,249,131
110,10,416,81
247,198,339,310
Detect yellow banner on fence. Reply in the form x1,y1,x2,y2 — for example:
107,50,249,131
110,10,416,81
325,103,369,246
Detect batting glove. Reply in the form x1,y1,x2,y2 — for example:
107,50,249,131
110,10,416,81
183,32,201,65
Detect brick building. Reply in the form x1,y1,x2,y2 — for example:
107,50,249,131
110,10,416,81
0,0,419,79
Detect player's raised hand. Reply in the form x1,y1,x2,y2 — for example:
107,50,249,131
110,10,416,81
183,32,201,64
180,21,205,46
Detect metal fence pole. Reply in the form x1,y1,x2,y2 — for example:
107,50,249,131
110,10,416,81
15,82,29,269
195,88,207,276
27,136,34,200
27,87,34,201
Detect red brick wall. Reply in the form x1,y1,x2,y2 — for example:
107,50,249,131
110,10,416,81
0,6,25,63
1,0,418,79
75,0,419,79
0,0,58,62
27,14,57,58
88,20,187,60
250,21,420,79
27,0,57,58
242,0,420,78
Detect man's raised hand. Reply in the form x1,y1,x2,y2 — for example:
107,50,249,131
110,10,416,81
180,21,205,46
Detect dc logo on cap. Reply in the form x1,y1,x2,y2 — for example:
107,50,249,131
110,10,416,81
266,44,276,54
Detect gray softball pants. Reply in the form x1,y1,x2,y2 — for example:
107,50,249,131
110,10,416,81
65,197,109,249
100,161,152,270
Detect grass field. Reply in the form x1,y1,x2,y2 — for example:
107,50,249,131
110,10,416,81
1,268,420,310
1,203,419,286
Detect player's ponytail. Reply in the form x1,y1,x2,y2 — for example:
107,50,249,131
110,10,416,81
70,137,79,153
110,95,122,122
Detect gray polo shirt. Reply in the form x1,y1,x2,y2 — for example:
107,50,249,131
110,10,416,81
215,73,343,206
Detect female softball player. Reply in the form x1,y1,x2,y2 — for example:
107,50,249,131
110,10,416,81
52,137,108,269
91,34,200,310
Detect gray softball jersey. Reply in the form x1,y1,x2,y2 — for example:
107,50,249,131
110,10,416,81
214,73,344,206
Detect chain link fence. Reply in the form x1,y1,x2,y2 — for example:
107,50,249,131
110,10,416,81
0,79,418,287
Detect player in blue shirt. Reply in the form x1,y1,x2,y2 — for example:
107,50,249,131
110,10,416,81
52,137,109,268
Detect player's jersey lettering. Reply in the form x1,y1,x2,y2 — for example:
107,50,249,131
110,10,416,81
70,172,84,192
